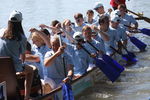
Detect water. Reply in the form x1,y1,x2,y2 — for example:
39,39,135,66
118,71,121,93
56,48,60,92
78,49,150,100
0,0,149,36
0,0,150,100
0,0,103,37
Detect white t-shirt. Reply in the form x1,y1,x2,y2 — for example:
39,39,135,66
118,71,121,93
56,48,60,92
0,28,5,37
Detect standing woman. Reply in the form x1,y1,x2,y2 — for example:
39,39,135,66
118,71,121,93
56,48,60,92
0,10,34,100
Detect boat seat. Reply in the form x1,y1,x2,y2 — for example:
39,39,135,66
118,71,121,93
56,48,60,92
0,57,20,100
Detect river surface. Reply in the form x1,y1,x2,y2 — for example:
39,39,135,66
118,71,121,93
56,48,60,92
0,0,150,100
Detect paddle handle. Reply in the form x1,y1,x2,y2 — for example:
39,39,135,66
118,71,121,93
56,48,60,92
110,46,122,55
123,24,132,28
80,44,91,55
87,41,100,52
127,9,141,17
127,9,150,23
60,27,77,44
58,33,67,77
58,32,63,46
120,43,128,52
122,24,141,33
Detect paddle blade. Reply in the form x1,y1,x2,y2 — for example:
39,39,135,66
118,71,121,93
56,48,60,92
129,36,147,51
94,58,121,82
62,83,74,100
140,28,150,36
127,51,136,58
102,54,125,73
0,85,4,100
122,54,137,62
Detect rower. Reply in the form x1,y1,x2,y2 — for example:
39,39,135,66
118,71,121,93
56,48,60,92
118,4,138,31
98,15,120,57
70,32,95,77
30,28,51,80
73,13,87,32
62,19,75,37
84,10,97,25
39,20,62,36
93,2,112,26
44,34,74,86
29,28,64,94
82,26,105,57
53,20,73,45
110,15,127,51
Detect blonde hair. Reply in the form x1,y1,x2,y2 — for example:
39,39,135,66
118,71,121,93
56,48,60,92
31,32,45,44
62,19,71,29
51,34,59,43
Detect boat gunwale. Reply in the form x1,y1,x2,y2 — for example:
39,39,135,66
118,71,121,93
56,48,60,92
34,67,98,100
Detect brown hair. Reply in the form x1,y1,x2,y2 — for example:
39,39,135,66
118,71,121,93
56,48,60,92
86,9,94,15
51,20,60,27
2,21,24,41
118,4,127,10
26,41,31,52
31,32,45,45
74,13,83,19
40,28,50,36
82,25,92,33
99,15,109,24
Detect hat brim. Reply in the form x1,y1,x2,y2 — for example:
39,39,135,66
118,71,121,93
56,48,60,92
91,32,98,36
94,7,98,10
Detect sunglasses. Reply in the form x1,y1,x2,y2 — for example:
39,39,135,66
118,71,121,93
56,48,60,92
99,21,109,25
75,18,81,22
94,8,99,11
113,19,120,23
116,19,120,22
68,23,71,26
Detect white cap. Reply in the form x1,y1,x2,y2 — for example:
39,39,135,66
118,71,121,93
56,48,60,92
9,10,23,22
110,15,121,23
94,2,103,10
110,10,121,18
73,32,83,40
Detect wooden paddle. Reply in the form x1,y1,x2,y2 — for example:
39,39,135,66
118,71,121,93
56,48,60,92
127,9,150,23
